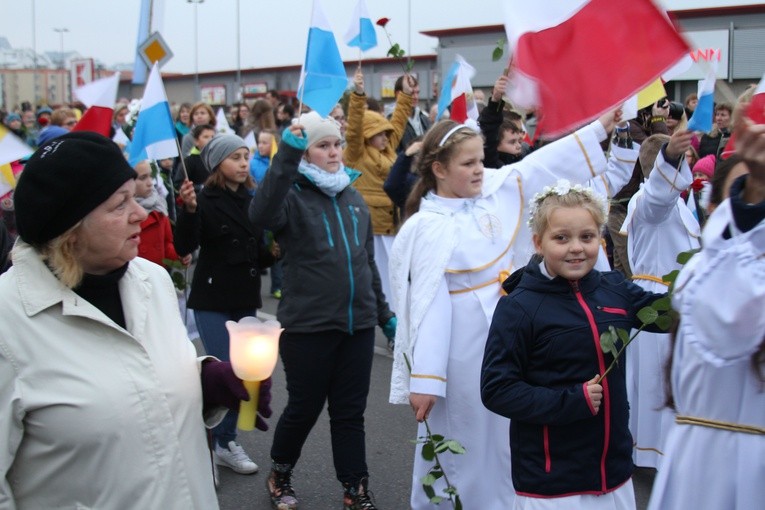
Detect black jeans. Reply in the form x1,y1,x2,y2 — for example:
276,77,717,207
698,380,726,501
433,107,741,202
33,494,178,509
270,327,375,485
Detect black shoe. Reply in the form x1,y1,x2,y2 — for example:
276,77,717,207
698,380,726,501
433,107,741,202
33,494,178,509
267,463,298,510
342,477,377,510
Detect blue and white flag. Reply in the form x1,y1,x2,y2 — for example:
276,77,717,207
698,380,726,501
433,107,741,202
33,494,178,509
687,59,718,133
128,63,178,165
344,0,377,52
298,0,348,117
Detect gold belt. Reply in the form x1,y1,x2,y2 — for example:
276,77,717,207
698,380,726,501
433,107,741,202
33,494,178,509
449,270,512,296
631,274,670,286
675,415,765,435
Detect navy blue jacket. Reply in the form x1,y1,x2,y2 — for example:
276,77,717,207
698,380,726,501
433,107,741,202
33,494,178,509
481,261,666,497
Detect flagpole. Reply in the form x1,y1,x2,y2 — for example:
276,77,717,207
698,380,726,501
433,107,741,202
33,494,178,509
174,138,189,181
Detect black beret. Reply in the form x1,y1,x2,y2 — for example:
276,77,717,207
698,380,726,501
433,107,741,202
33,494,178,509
15,131,137,245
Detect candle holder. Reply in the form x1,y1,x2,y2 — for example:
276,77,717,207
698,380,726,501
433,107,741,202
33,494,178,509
226,316,282,431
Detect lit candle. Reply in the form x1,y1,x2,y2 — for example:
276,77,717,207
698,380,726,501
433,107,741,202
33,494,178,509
226,317,282,431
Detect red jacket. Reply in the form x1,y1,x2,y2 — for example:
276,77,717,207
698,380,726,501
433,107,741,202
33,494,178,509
138,211,179,266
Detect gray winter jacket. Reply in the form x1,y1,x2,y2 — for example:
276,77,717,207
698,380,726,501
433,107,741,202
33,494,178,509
249,142,393,334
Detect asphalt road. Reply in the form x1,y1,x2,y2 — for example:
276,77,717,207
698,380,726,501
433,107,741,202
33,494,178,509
190,275,655,510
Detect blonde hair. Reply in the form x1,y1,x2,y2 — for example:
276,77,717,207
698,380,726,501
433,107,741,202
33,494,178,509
529,185,607,237
28,222,85,288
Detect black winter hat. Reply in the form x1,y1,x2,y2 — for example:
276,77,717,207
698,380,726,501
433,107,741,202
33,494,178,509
15,131,137,245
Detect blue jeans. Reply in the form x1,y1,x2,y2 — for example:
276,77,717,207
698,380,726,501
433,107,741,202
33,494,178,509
195,308,257,447
270,259,283,293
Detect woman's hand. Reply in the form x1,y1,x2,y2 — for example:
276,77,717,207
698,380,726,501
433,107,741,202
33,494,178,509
409,392,437,422
586,375,603,414
598,107,624,135
288,123,304,138
404,140,423,157
491,75,509,102
402,74,416,96
354,68,365,95
179,180,197,213
180,254,193,266
665,129,694,162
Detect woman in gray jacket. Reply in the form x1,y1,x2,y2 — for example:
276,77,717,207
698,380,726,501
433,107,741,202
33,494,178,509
250,113,395,510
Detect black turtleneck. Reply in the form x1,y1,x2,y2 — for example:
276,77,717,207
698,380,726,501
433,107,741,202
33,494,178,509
73,263,129,328
724,174,765,239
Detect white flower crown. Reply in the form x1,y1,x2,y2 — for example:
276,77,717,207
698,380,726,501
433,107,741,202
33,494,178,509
527,179,608,228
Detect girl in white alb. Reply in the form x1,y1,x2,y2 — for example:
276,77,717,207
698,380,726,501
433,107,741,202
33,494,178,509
390,112,623,509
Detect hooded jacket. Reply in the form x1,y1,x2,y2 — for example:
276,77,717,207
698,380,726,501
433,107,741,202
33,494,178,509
249,140,393,334
481,260,665,497
344,91,412,235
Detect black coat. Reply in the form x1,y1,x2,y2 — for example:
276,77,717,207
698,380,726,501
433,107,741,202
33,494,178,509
482,261,666,497
175,184,274,311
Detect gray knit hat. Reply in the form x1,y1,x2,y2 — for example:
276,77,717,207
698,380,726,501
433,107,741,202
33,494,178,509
201,133,248,173
298,111,341,147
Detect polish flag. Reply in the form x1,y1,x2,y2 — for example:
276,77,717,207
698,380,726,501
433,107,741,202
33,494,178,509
72,73,121,137
437,55,478,124
721,72,765,158
502,0,689,136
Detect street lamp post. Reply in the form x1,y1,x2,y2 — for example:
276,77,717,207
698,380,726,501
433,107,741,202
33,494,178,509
53,27,69,69
188,0,204,102
53,27,69,103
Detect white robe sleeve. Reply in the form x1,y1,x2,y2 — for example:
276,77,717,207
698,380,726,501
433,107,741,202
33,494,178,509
509,120,610,197
409,277,452,398
0,350,22,509
632,151,693,225
590,142,639,198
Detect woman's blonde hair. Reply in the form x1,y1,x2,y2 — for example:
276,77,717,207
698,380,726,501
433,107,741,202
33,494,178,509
16,222,85,288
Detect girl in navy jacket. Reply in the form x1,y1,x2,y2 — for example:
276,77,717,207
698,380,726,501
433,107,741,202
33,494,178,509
481,182,666,509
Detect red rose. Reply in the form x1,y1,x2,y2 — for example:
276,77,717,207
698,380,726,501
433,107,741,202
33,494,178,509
376,17,390,28
691,178,705,193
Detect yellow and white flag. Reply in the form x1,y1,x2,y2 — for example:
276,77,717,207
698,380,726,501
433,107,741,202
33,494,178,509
0,125,33,196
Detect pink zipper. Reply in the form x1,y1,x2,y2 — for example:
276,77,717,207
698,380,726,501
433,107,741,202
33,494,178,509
598,306,627,316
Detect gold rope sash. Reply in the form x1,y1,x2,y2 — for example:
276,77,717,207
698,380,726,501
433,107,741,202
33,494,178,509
631,274,670,287
675,415,765,435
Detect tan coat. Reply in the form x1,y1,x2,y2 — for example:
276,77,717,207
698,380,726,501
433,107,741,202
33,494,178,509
0,241,219,510
344,92,413,235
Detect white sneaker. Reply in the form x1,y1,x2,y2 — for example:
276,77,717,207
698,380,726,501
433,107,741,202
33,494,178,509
213,441,259,474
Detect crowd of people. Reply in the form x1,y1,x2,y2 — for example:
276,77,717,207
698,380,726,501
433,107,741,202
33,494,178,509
0,67,763,510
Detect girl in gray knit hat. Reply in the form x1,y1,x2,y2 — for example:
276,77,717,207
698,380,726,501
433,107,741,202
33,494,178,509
175,133,277,480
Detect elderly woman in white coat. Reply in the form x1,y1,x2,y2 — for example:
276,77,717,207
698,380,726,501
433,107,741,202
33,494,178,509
0,132,247,509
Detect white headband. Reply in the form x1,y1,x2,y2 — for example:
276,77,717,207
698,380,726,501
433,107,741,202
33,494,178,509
438,121,479,147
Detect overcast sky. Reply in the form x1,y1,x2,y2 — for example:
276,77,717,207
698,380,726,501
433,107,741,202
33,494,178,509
0,0,757,75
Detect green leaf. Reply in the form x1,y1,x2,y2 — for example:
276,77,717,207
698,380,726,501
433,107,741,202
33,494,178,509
386,43,400,58
492,46,504,62
443,486,458,495
455,497,463,510
429,496,444,504
655,314,673,331
662,269,680,285
637,306,659,325
405,58,415,72
600,328,617,357
651,296,672,312
421,473,437,486
446,440,466,454
430,434,444,442
434,442,449,453
423,484,436,499
676,249,699,265
616,327,630,345
421,442,435,461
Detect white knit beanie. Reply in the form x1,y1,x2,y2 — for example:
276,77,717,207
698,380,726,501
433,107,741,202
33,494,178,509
298,111,341,147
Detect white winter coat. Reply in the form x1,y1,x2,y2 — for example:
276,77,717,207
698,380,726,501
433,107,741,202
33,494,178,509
0,241,219,509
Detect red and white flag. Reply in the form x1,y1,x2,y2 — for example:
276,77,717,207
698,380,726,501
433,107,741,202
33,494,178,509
72,72,121,137
437,55,478,124
721,72,765,159
502,0,689,136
